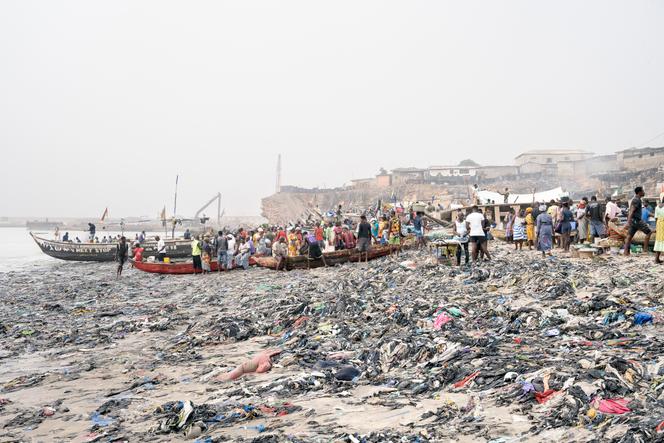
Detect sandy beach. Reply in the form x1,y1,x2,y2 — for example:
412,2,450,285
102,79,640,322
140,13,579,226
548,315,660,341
1,244,663,442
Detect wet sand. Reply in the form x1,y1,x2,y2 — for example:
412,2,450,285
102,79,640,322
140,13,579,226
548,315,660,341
0,244,661,442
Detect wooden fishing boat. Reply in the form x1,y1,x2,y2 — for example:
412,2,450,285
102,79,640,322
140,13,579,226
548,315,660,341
608,221,655,246
253,244,399,271
131,256,259,274
30,232,193,262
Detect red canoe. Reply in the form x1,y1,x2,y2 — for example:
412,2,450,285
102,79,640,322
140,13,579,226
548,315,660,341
131,257,257,274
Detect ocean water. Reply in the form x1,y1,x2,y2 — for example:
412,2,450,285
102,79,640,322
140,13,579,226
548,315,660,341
0,227,183,272
0,227,51,271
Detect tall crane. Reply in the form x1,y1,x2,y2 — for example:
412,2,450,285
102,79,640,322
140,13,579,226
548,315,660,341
194,193,222,226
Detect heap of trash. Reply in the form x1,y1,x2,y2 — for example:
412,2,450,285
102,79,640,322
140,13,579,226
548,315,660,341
1,244,664,441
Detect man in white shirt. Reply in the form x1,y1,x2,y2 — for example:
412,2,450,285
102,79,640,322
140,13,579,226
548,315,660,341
156,236,166,262
605,196,620,226
226,234,236,269
465,206,491,262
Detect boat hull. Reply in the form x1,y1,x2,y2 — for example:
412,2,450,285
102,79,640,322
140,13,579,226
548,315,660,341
131,256,258,274
30,233,193,262
253,243,398,271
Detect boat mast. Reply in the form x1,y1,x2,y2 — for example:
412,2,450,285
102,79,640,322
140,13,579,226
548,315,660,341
172,174,179,239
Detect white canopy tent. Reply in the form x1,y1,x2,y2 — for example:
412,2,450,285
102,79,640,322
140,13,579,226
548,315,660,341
476,187,568,205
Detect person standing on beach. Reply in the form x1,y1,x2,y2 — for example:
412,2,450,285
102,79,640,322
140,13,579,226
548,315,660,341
605,196,620,227
413,212,425,249
466,206,490,262
576,197,589,244
654,195,664,264
560,201,573,252
274,237,288,270
536,205,553,257
505,208,514,244
116,236,128,278
453,211,469,266
132,242,144,263
226,234,236,269
586,196,605,243
191,235,202,272
217,231,228,271
525,208,535,250
155,235,166,262
237,237,251,270
512,209,526,250
624,186,652,256
356,215,373,262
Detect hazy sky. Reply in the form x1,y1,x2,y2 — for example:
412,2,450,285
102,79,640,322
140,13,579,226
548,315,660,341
1,1,663,218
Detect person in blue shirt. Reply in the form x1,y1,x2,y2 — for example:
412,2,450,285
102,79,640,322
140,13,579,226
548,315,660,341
642,203,652,222
413,212,425,249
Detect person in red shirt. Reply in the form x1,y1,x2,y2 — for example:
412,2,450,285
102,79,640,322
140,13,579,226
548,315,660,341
132,242,144,266
342,225,356,249
314,224,324,249
275,227,287,242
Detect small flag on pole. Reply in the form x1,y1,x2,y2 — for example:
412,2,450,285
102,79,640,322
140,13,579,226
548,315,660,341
100,207,109,221
160,206,166,221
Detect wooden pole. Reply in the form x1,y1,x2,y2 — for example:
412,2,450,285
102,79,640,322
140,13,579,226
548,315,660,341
171,175,178,239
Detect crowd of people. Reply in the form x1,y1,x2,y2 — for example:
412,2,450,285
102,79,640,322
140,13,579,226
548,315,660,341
107,186,664,277
178,210,414,273
498,186,663,262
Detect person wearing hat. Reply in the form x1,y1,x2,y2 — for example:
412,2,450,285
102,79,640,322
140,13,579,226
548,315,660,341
654,193,664,264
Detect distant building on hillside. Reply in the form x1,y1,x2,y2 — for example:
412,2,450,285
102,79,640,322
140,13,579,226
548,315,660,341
516,149,593,165
515,149,593,176
477,165,519,180
617,147,664,171
428,164,478,179
557,154,619,178
391,167,427,184
348,178,374,189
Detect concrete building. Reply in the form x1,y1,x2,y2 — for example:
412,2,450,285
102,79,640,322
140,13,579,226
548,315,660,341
391,167,427,184
374,172,392,188
617,147,664,171
428,165,478,178
477,165,519,180
557,154,619,178
515,149,593,167
348,178,374,189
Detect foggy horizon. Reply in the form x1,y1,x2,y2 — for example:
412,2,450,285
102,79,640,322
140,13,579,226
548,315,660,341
1,1,663,219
